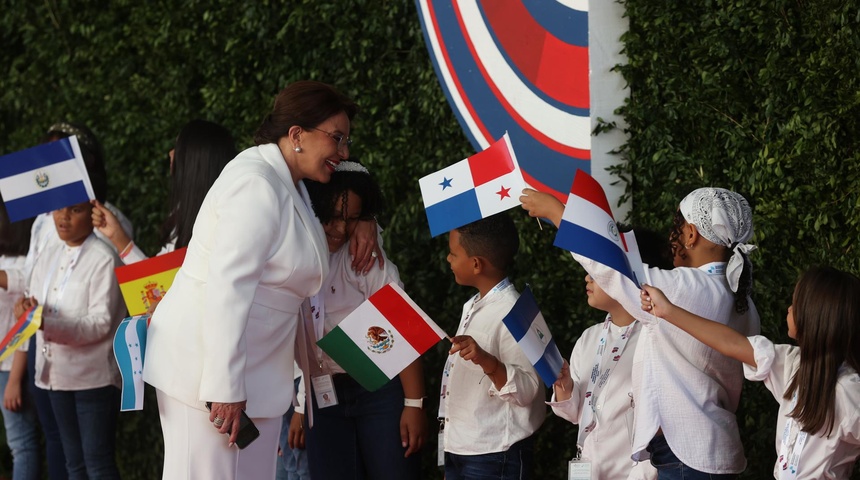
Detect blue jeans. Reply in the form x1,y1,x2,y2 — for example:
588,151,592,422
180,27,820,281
276,387,310,480
648,434,739,480
0,370,40,480
47,386,121,480
305,374,421,480
27,337,67,480
444,436,535,480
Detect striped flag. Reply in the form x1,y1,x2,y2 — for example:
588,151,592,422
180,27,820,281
114,248,187,316
502,286,563,388
0,306,43,363
0,137,95,222
317,283,447,392
554,170,645,288
113,315,150,411
419,133,525,237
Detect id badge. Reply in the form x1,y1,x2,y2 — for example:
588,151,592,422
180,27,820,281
437,431,445,466
568,458,592,480
312,374,338,408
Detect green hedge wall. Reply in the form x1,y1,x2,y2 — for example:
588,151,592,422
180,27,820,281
1,0,858,478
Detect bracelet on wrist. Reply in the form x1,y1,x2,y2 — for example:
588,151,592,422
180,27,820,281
404,397,424,409
119,240,134,259
483,358,501,376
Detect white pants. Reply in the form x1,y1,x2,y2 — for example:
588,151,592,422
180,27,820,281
156,389,280,480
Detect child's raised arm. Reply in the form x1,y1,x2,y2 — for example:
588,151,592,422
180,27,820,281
640,285,756,367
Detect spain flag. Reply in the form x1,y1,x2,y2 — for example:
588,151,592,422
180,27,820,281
114,247,187,316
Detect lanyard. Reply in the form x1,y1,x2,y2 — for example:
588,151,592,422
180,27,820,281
437,278,511,420
40,235,92,313
579,316,637,436
777,392,809,479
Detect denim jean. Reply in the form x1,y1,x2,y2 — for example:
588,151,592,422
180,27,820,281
305,374,421,480
444,436,535,480
276,383,311,480
648,434,739,480
27,337,67,480
47,386,121,480
0,370,40,480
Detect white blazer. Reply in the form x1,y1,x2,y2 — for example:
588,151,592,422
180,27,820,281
143,144,329,419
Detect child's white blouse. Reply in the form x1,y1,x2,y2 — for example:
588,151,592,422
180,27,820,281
744,336,860,480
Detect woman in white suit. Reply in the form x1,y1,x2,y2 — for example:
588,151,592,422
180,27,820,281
143,81,358,479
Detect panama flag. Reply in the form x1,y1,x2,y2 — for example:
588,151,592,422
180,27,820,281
502,286,563,388
0,137,95,222
317,283,447,392
419,132,525,237
554,170,645,288
115,248,187,316
0,306,43,363
113,314,150,411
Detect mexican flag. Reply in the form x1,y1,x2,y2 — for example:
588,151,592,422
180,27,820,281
317,282,447,391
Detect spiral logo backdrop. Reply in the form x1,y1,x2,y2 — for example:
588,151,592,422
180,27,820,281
416,0,593,202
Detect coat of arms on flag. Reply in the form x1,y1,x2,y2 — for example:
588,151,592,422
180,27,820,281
502,286,563,388
554,170,646,288
114,248,187,316
317,283,447,391
0,306,43,363
419,133,526,237
0,137,95,222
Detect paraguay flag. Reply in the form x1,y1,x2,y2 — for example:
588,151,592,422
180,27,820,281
554,170,645,287
419,133,525,237
502,286,563,388
0,306,43,363
0,137,95,222
113,314,150,411
317,283,447,392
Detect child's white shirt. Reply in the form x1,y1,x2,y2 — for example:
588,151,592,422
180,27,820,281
548,316,656,480
744,336,860,479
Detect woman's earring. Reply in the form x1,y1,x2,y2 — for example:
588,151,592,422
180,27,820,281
294,146,302,153
685,243,692,250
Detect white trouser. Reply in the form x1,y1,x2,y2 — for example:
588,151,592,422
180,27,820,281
156,389,280,480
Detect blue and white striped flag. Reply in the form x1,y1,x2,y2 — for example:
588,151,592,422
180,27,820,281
502,286,564,388
113,315,150,411
0,136,95,222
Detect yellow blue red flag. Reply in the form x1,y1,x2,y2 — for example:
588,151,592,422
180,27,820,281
114,248,186,316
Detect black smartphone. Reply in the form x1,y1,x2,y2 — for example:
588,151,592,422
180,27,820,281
205,402,260,449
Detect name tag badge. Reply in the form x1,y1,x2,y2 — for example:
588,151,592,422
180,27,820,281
312,374,338,408
568,458,592,480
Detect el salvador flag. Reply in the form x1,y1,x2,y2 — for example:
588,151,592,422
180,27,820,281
113,315,150,411
419,132,526,237
0,136,95,222
554,170,645,288
502,286,564,388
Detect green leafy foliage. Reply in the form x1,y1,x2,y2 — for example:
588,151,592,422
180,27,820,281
1,0,858,478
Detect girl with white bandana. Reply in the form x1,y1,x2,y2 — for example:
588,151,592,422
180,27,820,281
520,187,760,479
641,266,860,479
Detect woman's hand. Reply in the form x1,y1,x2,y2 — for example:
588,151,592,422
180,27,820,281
553,360,573,402
349,218,383,274
519,188,564,227
400,404,427,457
208,400,248,446
91,200,132,253
287,412,305,449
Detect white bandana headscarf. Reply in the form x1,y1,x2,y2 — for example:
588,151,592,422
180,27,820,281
680,188,755,292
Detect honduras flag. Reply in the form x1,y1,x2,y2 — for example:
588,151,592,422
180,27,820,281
419,133,525,237
554,170,646,288
0,137,95,222
502,286,564,388
113,315,150,411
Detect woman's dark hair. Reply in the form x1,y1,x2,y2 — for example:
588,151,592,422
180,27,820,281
254,81,358,145
785,266,860,436
161,120,237,249
669,209,752,314
305,162,383,225
0,200,33,257
617,224,674,270
44,122,108,203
